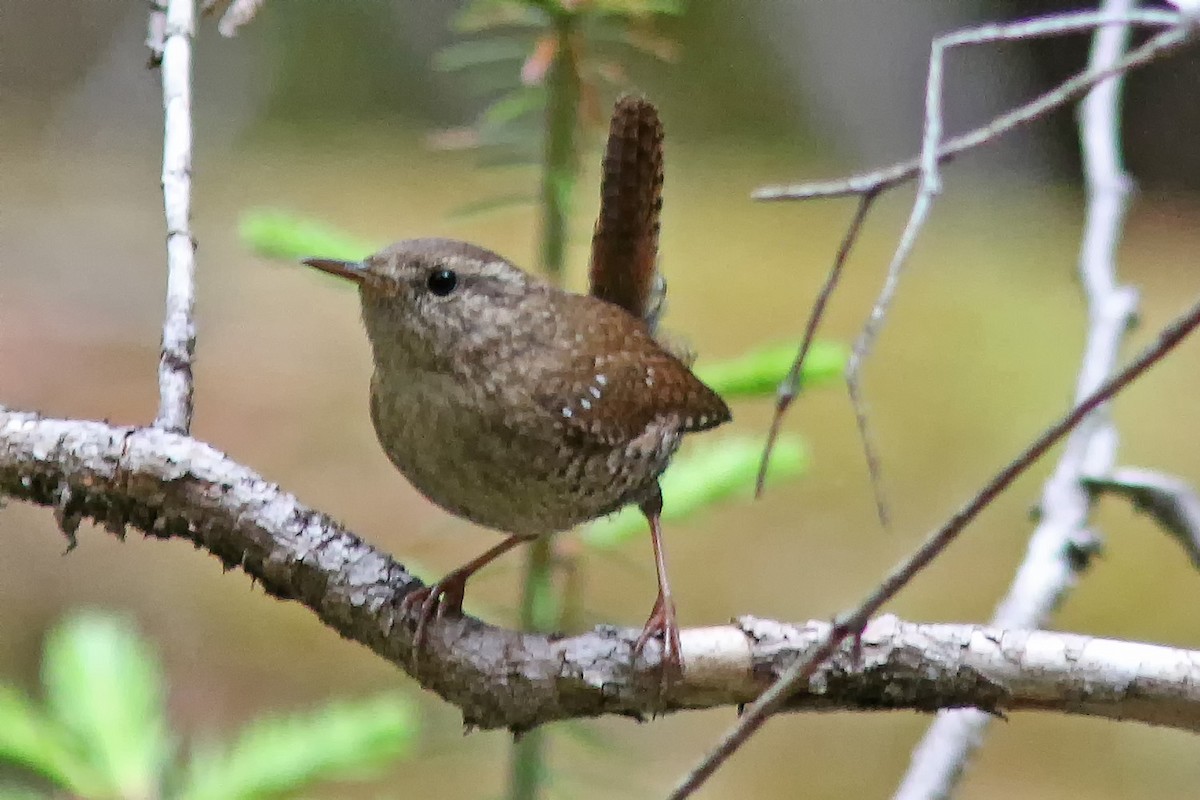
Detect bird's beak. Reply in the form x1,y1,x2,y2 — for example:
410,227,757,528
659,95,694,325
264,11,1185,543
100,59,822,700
301,257,368,285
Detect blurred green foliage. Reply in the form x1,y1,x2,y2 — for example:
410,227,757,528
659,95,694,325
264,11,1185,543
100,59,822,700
0,613,418,800
435,0,686,232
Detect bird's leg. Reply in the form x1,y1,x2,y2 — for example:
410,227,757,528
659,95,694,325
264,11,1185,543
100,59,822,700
401,534,528,667
633,486,683,680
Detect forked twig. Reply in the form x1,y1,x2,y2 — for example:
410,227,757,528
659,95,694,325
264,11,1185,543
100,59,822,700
754,191,877,497
750,11,1190,526
754,11,1185,203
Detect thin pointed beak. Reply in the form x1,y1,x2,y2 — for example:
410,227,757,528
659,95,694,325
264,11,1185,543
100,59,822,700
302,257,368,285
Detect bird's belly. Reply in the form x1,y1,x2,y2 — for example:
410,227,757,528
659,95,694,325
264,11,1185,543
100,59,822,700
369,379,676,536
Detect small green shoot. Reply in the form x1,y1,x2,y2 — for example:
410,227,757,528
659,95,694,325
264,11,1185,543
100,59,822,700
696,341,847,400
240,209,374,263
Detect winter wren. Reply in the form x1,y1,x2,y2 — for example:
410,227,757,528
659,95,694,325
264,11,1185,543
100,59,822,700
302,95,729,674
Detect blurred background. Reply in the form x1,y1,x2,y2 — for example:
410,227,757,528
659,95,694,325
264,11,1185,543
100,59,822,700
3,1,1200,798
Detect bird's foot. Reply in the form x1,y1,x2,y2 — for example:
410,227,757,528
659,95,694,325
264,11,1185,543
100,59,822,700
399,571,469,671
634,590,683,691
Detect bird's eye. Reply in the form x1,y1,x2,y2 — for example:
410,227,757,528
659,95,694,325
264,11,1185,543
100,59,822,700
426,268,458,296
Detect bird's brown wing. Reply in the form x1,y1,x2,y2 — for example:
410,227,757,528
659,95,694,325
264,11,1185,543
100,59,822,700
530,299,730,447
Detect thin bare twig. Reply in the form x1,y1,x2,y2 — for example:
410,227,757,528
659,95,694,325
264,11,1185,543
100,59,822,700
153,0,198,434
845,10,1189,535
668,291,1200,800
753,11,1187,202
201,0,266,36
146,4,168,66
895,1,1141,794
755,11,1189,528
755,191,877,497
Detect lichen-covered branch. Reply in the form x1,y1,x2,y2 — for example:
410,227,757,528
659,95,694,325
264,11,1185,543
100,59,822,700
4,406,1200,734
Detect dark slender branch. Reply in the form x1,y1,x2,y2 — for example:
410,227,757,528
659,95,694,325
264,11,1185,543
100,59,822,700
755,191,877,498
669,292,1200,799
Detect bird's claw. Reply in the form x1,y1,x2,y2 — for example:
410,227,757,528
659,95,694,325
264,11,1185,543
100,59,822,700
399,574,467,671
634,591,683,692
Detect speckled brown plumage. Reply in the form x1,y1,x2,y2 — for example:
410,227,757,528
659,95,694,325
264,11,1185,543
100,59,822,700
307,239,729,538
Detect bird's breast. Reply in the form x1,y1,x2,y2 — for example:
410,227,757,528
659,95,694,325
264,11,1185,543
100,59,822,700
367,370,678,537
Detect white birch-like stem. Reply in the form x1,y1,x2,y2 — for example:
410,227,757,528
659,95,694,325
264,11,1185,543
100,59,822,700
154,0,198,434
893,3,1138,797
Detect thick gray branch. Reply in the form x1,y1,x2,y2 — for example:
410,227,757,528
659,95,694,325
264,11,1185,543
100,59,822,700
4,406,1200,733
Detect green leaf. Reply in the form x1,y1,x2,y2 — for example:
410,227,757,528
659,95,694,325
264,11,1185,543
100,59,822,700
479,88,544,134
452,2,544,35
590,0,686,16
176,694,419,800
434,38,531,72
695,340,847,400
41,612,171,799
240,209,375,263
476,123,543,150
582,435,807,549
0,686,102,795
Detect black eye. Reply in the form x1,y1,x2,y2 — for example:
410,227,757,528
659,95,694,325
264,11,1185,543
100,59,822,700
426,269,458,296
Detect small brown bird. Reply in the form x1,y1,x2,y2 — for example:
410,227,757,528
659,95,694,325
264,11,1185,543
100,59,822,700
303,96,728,674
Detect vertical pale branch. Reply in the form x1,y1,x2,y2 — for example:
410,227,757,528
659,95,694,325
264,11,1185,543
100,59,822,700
512,11,581,800
153,0,198,434
892,2,1138,797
